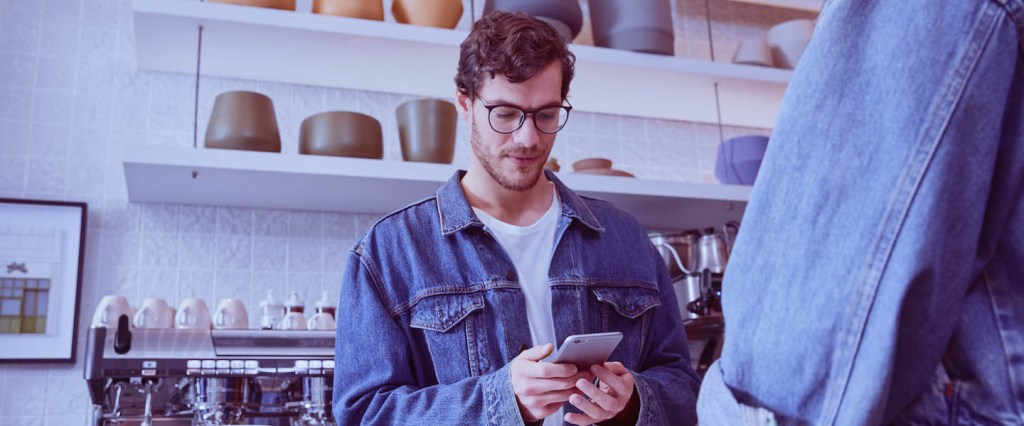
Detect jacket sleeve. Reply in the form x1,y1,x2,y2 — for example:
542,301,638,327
626,243,702,426
332,245,525,426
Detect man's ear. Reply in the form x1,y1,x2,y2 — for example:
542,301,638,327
455,91,473,122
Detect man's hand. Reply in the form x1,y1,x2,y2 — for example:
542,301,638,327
510,343,593,423
564,362,637,425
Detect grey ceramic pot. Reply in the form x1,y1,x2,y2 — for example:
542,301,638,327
589,0,675,56
396,99,457,164
205,91,282,153
483,0,583,42
299,111,383,159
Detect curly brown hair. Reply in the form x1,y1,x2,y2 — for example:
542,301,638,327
455,11,576,101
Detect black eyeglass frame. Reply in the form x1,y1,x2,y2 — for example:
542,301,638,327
479,99,574,135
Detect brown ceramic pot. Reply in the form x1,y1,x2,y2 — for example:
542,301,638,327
205,91,282,153
392,0,463,29
396,99,457,164
299,111,383,159
209,0,296,10
313,0,384,20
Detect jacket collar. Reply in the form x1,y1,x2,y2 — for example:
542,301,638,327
436,169,605,236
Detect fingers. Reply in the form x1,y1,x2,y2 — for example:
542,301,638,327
564,411,599,426
590,363,633,397
567,391,612,424
575,377,620,412
518,343,555,361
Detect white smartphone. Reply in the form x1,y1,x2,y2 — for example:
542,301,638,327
542,331,623,369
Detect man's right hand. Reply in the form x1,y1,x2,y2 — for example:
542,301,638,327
510,343,593,423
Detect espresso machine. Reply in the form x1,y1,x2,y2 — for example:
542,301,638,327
84,317,336,425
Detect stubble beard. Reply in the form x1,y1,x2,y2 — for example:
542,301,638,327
470,121,547,192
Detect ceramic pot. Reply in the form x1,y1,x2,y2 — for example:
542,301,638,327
396,99,457,164
483,0,583,42
313,0,383,20
299,111,383,159
714,135,769,185
589,0,675,55
767,19,815,69
732,38,774,67
392,0,463,29
205,91,282,153
210,0,296,11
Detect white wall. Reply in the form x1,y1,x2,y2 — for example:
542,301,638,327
0,0,812,423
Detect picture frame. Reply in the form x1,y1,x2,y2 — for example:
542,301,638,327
0,198,87,363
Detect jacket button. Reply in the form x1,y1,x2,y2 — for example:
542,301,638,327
519,344,528,354
506,270,516,280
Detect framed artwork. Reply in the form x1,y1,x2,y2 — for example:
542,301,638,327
0,198,87,363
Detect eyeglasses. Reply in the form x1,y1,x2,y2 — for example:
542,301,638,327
479,99,573,134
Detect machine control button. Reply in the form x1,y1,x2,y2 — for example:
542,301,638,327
244,360,258,369
142,361,157,369
187,369,201,376
309,369,322,375
309,360,323,369
323,361,335,369
295,360,309,370
216,360,230,369
201,369,216,375
245,368,259,375
230,360,244,369
187,360,202,369
216,368,231,375
201,360,216,369
141,369,156,376
231,369,245,375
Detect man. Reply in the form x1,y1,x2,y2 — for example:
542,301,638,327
697,0,1023,424
334,11,700,426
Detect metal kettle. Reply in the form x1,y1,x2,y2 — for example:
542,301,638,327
694,221,739,274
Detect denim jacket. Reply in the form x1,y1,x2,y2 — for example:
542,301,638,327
333,170,700,425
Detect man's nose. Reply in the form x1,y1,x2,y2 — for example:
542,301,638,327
512,115,541,148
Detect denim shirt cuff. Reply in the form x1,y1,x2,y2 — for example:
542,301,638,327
631,369,663,425
481,362,526,425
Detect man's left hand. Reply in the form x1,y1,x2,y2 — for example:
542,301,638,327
564,362,637,425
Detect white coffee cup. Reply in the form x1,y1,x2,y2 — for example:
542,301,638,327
213,298,249,330
279,311,308,331
133,298,174,329
92,295,134,328
306,312,335,331
176,298,212,329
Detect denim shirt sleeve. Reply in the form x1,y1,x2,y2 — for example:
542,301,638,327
624,244,702,426
333,245,525,425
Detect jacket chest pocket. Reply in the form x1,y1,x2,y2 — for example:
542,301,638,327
591,286,661,366
409,292,489,384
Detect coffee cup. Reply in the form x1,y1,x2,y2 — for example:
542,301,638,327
133,298,174,329
92,295,134,328
280,311,308,331
176,298,212,329
306,312,335,331
213,298,250,330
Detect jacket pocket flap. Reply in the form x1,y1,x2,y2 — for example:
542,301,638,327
592,286,661,319
409,292,484,332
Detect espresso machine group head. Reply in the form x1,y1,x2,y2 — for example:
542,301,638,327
84,316,336,425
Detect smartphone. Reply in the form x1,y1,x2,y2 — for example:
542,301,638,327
542,331,623,370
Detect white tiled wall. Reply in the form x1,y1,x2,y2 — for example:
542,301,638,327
0,0,812,423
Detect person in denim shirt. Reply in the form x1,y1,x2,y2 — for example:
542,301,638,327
333,11,700,426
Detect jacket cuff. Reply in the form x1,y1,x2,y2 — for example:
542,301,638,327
632,370,663,425
482,362,526,425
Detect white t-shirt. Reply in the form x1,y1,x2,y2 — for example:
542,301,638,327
473,187,563,425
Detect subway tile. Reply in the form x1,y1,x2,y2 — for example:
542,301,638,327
141,203,180,234
0,156,26,192
0,119,31,155
287,211,321,238
139,233,178,268
323,239,352,273
253,209,289,237
65,158,106,198
34,56,76,91
0,52,37,87
0,0,43,55
24,157,67,193
179,205,217,234
72,92,113,127
252,237,287,271
216,235,252,269
98,230,140,267
216,207,253,236
29,124,71,158
322,212,355,239
178,234,216,270
68,127,112,162
31,89,74,125
137,268,178,302
287,238,321,272
0,87,33,121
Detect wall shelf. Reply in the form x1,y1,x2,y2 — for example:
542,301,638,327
123,146,750,231
725,0,822,12
133,0,790,129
